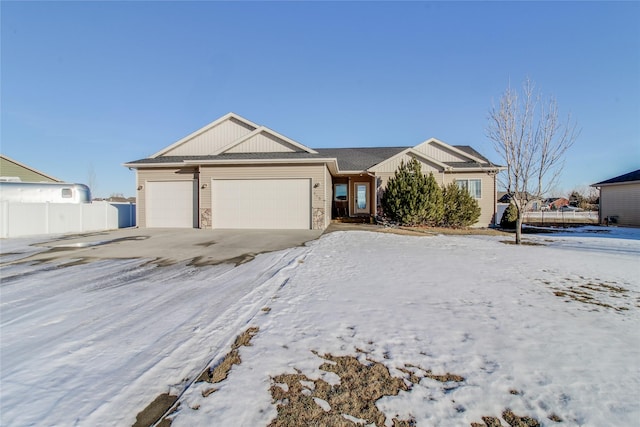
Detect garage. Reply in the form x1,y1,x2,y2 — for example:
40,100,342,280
211,179,311,229
145,180,196,228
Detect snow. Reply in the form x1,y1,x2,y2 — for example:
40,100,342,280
1,227,639,426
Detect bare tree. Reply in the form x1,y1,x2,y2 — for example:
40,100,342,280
87,163,97,199
487,78,579,244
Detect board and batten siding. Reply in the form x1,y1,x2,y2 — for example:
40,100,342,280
226,132,299,153
413,142,471,163
136,168,198,228
199,164,330,230
163,118,255,156
371,153,442,179
600,182,640,226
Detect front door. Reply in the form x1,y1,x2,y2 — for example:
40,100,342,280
354,182,369,214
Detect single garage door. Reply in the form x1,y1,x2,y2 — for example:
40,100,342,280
211,179,310,229
146,180,196,228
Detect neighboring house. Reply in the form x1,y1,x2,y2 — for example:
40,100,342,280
497,192,544,211
544,197,570,210
124,113,504,230
592,169,640,227
0,154,61,183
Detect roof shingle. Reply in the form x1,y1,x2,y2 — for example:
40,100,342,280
593,169,640,186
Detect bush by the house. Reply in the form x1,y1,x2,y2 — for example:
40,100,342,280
421,171,444,226
381,158,479,228
441,182,481,228
500,202,518,229
381,158,431,225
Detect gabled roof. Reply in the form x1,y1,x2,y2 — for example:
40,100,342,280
0,154,61,182
126,113,503,174
592,169,640,186
151,112,316,157
415,138,486,164
212,125,317,155
314,147,409,171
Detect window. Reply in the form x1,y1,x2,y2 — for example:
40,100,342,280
456,179,481,199
334,184,347,201
61,188,73,198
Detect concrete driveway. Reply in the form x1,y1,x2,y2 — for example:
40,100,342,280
5,228,323,266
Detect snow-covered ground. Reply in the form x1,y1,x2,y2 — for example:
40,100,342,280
1,227,638,426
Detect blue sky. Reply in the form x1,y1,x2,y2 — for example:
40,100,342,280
2,1,638,198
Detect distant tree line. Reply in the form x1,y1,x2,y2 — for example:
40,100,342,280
381,158,481,228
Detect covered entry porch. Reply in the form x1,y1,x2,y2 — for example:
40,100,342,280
331,175,377,220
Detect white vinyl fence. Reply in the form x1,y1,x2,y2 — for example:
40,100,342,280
0,201,136,238
523,210,599,224
495,203,599,226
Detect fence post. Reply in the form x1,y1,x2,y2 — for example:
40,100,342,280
0,201,8,238
45,202,49,234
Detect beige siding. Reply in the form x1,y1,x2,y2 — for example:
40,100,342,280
370,153,442,175
227,132,299,153
200,164,329,230
413,141,469,162
135,168,198,228
600,182,640,226
163,118,255,156
443,172,497,227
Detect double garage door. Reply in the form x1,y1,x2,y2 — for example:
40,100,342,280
145,179,311,229
212,179,310,229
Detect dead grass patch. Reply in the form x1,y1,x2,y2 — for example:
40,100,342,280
401,226,509,237
132,393,178,427
547,277,634,312
499,240,546,246
197,327,259,385
145,327,259,427
471,409,541,427
268,351,463,426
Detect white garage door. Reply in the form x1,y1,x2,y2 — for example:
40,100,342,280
211,179,310,229
146,181,196,228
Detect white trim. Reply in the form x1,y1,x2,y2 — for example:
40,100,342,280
455,178,483,199
354,181,369,214
369,148,451,172
123,162,189,168
446,167,506,173
213,126,318,155
592,180,640,188
419,137,486,163
151,112,260,158
125,157,341,175
409,150,452,170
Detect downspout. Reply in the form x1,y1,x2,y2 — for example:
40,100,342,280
348,177,352,217
493,171,497,227
196,165,201,229
372,175,377,218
